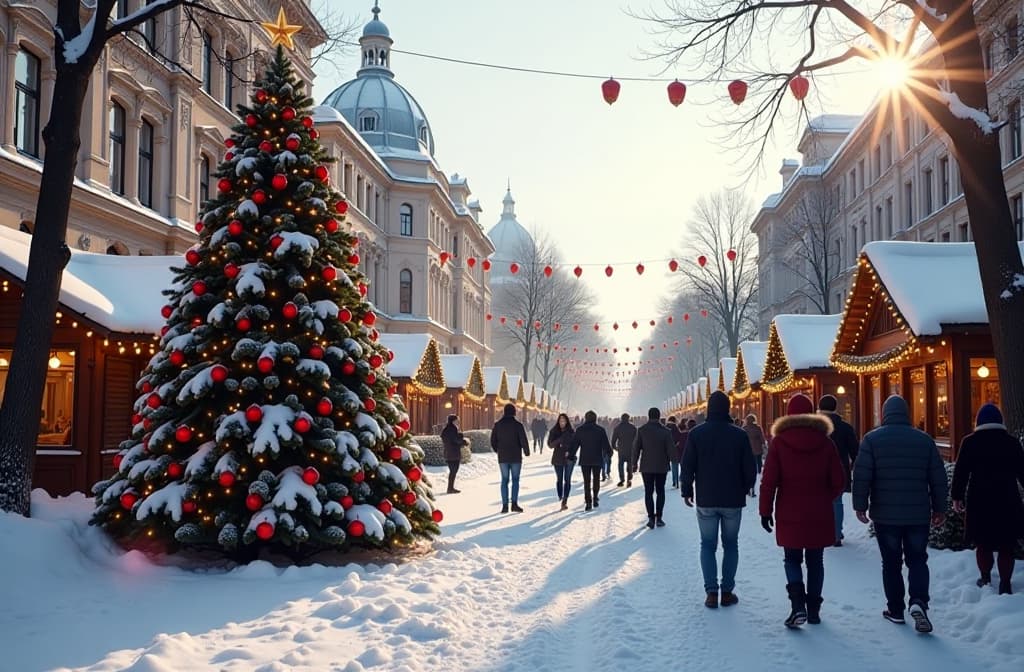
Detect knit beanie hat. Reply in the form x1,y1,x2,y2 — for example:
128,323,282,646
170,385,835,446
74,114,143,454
818,394,838,412
787,393,814,415
976,403,1003,427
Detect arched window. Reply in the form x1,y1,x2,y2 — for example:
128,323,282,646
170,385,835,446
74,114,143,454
14,48,41,157
399,203,413,236
109,102,126,195
202,32,213,94
399,269,413,314
199,155,211,205
418,124,428,145
452,235,458,257
224,50,236,109
106,240,129,255
138,119,154,208
359,112,378,132
379,49,387,66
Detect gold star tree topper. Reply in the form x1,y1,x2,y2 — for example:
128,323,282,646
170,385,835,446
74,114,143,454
261,8,303,50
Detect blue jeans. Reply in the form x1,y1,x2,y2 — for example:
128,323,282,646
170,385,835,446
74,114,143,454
670,461,680,487
617,454,631,483
553,462,574,501
784,547,825,598
499,462,522,507
874,523,931,613
602,454,612,479
833,494,844,541
696,507,743,593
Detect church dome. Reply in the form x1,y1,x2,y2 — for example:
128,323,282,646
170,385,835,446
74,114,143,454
486,186,534,266
320,3,435,158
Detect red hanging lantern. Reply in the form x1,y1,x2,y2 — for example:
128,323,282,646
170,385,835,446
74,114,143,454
667,80,687,106
282,302,298,320
218,471,236,487
246,493,264,511
255,521,274,540
302,467,320,485
789,75,810,101
727,249,737,262
228,220,243,236
467,257,476,268
439,251,450,265
509,262,519,274
573,266,583,278
636,263,645,275
543,265,553,277
601,77,621,105
728,80,748,105
605,265,614,277
481,259,491,271
245,404,263,423
348,519,366,537
210,364,229,383
697,255,708,268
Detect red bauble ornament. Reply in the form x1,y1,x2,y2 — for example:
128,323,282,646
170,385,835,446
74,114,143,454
339,308,353,323
228,220,243,236
432,509,444,523
358,283,368,297
271,173,288,190
217,178,233,193
369,354,383,368
667,80,687,106
270,234,284,250
340,495,354,509
467,257,476,268
282,106,296,121
259,140,273,153
160,325,169,337
131,413,142,426
113,453,124,470
728,79,748,105
252,189,267,205
225,138,236,148
295,416,312,433
309,129,320,140
727,249,737,261
342,360,356,375
185,249,201,266
366,373,376,384
387,350,395,362
282,302,298,320
218,471,236,487
182,500,197,514
697,255,708,267
210,364,229,383
650,319,656,327
402,491,417,506
170,350,186,367
161,304,173,318
389,446,402,461
353,470,366,483
257,356,275,373
669,259,679,272
236,317,252,332
224,262,240,279
246,493,263,511
363,311,377,326
120,492,138,510
302,466,320,484
398,419,411,431
315,165,330,182
789,75,810,101
285,136,301,151
255,89,268,103
378,500,393,515
364,398,377,412
393,426,404,439
499,316,507,325
636,263,645,275
601,77,621,104
316,398,333,416
348,253,360,265
481,259,492,271
225,151,235,162
245,114,258,127
174,426,192,443
245,404,263,423
509,262,520,275
302,116,314,129
543,265,553,277
324,218,339,233
348,519,365,537
336,200,349,214
309,345,324,359
407,467,422,482
146,393,161,409
255,521,274,540
322,266,338,281
605,265,614,277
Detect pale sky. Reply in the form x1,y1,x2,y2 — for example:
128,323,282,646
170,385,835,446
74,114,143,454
310,0,887,404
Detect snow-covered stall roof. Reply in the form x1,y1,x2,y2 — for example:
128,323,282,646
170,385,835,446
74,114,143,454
719,358,737,393
506,375,525,403
697,377,708,402
377,333,446,393
0,225,177,335
707,368,721,394
523,381,536,407
763,315,841,390
439,354,486,400
736,341,769,389
482,366,510,400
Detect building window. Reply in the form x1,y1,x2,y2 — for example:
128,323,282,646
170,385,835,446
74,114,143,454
109,102,126,195
874,205,883,240
884,197,893,237
399,269,412,313
452,235,459,257
138,119,154,208
873,145,881,179
14,49,41,157
419,125,428,144
1008,17,1019,60
941,231,950,243
142,2,156,51
904,181,913,228
399,203,413,236
115,0,128,18
1009,100,1021,160
224,51,235,110
202,32,213,94
857,159,865,192
884,132,893,168
902,117,911,152
359,113,377,132
940,157,950,204
199,155,210,206
922,168,933,215
0,348,76,446
960,222,970,242
1013,193,1023,239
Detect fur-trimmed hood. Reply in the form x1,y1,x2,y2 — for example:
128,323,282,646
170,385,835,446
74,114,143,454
771,413,833,437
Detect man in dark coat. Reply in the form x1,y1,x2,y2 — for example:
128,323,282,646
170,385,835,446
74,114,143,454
853,395,947,633
633,407,674,529
612,413,637,487
530,416,548,454
681,391,757,609
440,414,465,494
490,403,530,513
818,394,859,546
568,410,612,511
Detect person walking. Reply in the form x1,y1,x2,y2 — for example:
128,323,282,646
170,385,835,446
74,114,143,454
853,395,947,633
531,416,548,455
548,413,576,511
612,413,638,487
667,416,685,489
440,414,465,494
951,403,1024,595
818,395,859,546
759,394,845,628
633,407,675,529
568,410,612,511
681,391,757,608
601,417,614,482
743,414,767,498
490,403,531,514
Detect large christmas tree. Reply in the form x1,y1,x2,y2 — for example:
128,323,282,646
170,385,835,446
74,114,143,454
91,47,442,556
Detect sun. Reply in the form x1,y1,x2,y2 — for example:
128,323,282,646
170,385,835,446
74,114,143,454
875,56,911,89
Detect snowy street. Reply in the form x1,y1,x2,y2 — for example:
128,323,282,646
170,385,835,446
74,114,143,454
1,453,1021,672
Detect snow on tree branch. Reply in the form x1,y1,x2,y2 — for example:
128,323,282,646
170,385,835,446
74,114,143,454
938,87,996,134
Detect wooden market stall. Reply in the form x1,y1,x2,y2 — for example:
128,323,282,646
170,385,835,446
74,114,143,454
482,365,510,425
719,357,737,413
505,374,526,418
761,314,857,429
438,354,487,430
0,226,172,495
378,333,447,435
522,381,537,423
732,341,769,428
830,241,1017,459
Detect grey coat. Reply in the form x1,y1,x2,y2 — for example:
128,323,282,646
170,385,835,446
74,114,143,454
632,420,674,474
852,396,948,526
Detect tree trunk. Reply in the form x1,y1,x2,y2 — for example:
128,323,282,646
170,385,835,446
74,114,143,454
0,61,94,514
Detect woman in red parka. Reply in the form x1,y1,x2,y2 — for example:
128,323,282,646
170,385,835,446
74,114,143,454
760,394,845,628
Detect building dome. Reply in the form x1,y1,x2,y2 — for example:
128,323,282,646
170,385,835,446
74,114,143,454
487,185,534,268
320,3,435,158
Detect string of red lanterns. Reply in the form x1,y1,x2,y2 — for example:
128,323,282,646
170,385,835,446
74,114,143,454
487,309,710,330
438,252,738,274
601,75,809,106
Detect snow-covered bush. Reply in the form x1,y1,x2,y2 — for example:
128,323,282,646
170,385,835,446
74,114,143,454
929,462,968,551
413,435,472,466
464,429,493,454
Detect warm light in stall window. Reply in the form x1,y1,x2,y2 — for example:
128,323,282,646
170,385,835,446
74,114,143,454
48,353,61,369
977,363,991,379
0,357,7,367
836,385,846,395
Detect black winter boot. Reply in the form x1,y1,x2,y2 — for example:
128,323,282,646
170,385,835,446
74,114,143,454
806,596,823,624
785,583,807,628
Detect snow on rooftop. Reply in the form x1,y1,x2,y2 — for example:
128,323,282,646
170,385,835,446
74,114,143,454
523,381,536,402
377,333,434,378
807,114,862,132
482,366,507,396
719,357,737,391
707,368,720,393
0,225,176,334
773,314,842,369
864,241,1024,335
737,341,769,385
439,354,476,388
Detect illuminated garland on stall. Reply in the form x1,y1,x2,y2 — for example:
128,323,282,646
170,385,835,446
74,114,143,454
463,358,487,403
411,339,447,396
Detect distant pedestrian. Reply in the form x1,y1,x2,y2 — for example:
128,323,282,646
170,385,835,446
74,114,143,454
568,410,612,511
531,416,548,455
760,394,845,628
951,403,1024,595
743,414,767,498
491,403,530,514
667,416,685,489
601,417,613,482
440,414,465,494
818,394,859,546
612,413,637,487
681,391,756,609
853,395,947,633
634,407,674,528
548,413,575,511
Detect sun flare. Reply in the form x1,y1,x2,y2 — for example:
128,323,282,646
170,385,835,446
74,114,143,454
875,56,911,89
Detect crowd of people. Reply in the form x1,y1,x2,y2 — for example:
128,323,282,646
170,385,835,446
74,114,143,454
438,392,1024,633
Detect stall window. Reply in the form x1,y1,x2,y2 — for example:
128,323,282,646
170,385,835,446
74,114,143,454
870,375,882,429
0,349,75,446
909,367,926,432
933,363,949,441
969,357,1001,422
887,371,902,398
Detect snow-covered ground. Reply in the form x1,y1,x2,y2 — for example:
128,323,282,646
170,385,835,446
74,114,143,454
1,454,1022,672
